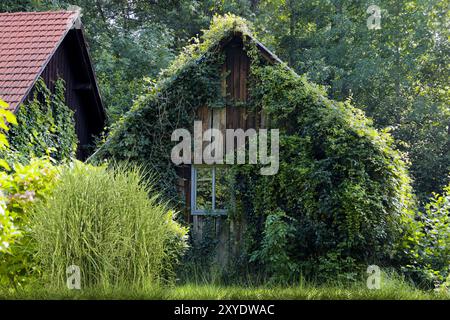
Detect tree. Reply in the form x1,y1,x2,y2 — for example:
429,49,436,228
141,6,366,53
254,0,449,198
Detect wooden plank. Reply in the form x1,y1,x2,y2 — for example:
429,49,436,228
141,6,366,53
212,108,226,163
225,45,234,99
215,216,230,267
189,35,263,266
239,51,249,102
184,165,191,223
233,47,240,102
239,107,247,131
221,64,227,97
226,105,239,130
247,108,256,130
196,105,212,158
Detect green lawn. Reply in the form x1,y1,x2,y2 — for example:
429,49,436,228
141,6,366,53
1,281,449,300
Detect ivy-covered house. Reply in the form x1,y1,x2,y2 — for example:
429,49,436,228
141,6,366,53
0,10,105,160
97,15,413,276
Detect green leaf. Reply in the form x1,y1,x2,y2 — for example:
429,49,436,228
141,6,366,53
0,159,10,171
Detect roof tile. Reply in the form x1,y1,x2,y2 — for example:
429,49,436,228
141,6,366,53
0,11,78,109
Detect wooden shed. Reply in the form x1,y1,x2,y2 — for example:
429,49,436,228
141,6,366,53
93,20,285,266
0,10,105,159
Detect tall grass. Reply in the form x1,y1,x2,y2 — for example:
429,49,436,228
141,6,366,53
31,162,187,290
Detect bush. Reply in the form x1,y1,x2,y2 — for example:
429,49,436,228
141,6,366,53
31,162,188,290
0,98,17,254
250,210,298,283
402,183,450,289
0,157,59,288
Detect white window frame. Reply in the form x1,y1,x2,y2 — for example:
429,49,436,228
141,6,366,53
191,166,227,215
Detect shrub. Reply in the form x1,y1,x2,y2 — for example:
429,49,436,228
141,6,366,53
402,183,450,289
31,162,188,290
0,98,17,253
250,210,298,283
0,157,59,287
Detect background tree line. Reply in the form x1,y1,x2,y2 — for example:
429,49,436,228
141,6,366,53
1,0,448,200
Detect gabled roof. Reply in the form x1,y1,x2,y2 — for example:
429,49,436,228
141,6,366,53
89,16,287,162
219,31,283,65
0,10,80,110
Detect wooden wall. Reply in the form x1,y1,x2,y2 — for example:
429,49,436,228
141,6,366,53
178,35,267,266
36,29,104,160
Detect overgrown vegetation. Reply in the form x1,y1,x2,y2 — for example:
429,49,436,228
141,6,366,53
95,15,415,283
0,2,448,298
402,183,450,288
6,0,447,200
0,157,59,288
31,162,188,290
6,79,77,164
0,98,18,252
227,56,414,282
93,16,238,201
1,80,77,288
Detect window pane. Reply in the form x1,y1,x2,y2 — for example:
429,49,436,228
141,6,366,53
196,167,212,211
215,167,228,210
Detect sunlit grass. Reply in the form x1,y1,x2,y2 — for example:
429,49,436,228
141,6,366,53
1,277,448,300
30,163,182,291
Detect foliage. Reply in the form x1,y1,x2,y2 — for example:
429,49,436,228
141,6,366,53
95,15,414,282
31,162,188,290
5,0,448,200
183,216,219,271
0,0,180,123
253,0,450,199
6,79,77,164
229,61,413,280
0,157,59,288
401,183,450,289
0,99,17,170
250,210,298,283
94,15,249,201
0,98,18,256
1,0,447,291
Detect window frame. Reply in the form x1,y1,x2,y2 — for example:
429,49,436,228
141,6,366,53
191,165,227,216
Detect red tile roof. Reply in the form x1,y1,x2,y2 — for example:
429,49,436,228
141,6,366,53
0,11,79,110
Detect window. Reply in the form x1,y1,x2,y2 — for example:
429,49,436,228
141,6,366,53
191,166,227,215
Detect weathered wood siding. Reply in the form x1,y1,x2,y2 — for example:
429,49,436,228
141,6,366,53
179,36,267,266
35,29,104,160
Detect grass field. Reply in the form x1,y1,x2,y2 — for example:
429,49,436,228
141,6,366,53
1,279,449,300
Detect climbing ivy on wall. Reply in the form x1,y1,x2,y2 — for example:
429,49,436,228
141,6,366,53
228,59,415,281
94,16,240,201
96,14,415,281
6,78,77,163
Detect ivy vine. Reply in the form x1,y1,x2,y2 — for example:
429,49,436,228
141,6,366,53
5,78,77,163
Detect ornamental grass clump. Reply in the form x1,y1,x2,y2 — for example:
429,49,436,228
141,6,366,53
31,162,188,290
